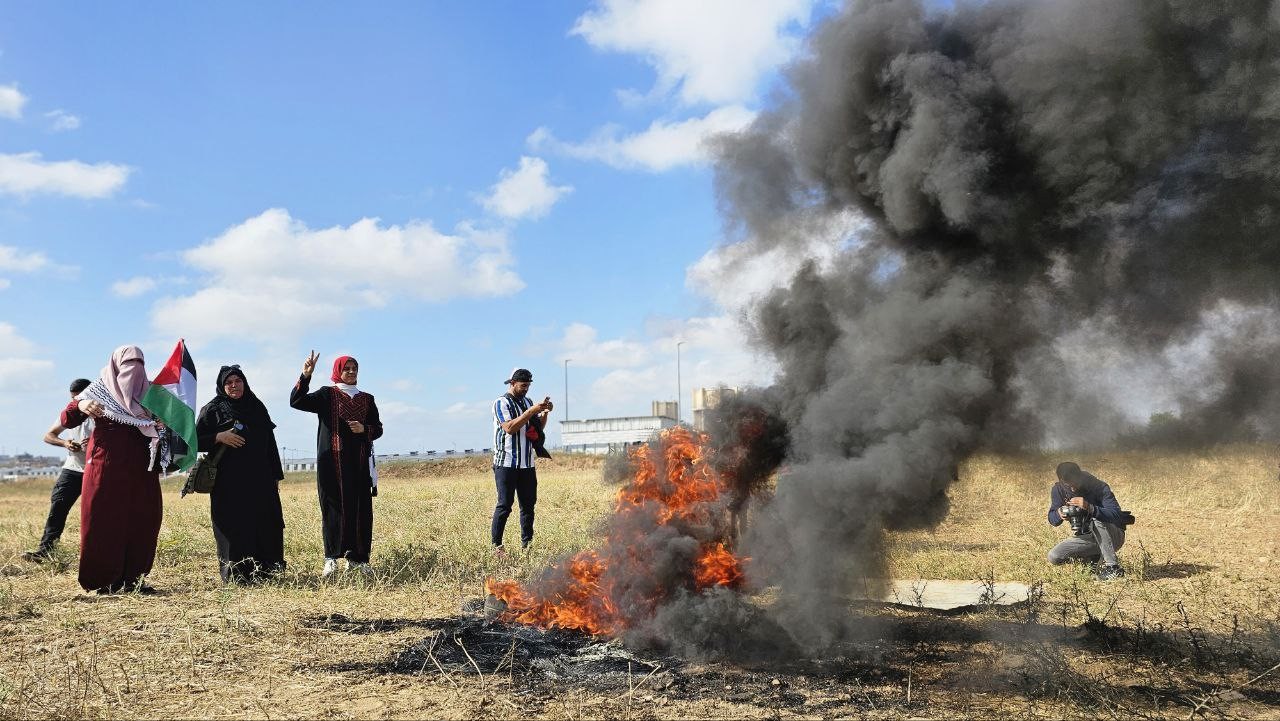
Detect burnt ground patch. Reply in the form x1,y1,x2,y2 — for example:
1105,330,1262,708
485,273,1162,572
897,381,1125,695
305,601,1280,719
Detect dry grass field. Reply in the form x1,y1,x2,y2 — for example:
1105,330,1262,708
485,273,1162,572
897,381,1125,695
0,448,1277,719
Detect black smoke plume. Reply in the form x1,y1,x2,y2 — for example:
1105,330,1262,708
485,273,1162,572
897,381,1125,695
704,0,1280,644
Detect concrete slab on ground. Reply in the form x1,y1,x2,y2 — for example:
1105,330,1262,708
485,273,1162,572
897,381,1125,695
856,579,1032,611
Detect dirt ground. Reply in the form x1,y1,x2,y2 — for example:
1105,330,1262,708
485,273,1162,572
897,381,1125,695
0,449,1277,719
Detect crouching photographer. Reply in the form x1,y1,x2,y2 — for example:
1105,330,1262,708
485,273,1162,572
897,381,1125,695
1046,461,1136,580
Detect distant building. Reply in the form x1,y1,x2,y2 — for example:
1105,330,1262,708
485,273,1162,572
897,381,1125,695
692,386,739,431
0,465,61,482
561,402,679,454
651,400,678,420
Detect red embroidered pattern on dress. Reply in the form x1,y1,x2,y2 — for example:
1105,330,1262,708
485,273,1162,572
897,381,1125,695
329,391,372,453
328,389,373,556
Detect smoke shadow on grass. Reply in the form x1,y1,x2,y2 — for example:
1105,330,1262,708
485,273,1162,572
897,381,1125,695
297,613,450,635
1139,561,1214,580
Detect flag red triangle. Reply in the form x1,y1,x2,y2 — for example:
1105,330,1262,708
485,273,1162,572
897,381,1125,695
152,339,188,386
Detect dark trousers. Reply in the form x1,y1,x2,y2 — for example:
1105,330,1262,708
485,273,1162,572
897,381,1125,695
38,469,84,550
491,466,537,547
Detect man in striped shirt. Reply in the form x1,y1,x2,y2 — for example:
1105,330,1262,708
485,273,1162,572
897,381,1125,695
491,368,552,557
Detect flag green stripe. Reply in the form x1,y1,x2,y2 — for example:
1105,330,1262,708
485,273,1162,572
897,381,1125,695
141,383,198,472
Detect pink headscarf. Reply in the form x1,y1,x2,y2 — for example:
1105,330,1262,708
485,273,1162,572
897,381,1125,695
100,345,153,424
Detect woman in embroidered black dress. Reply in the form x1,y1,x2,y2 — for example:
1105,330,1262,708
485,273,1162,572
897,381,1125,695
197,365,286,583
290,351,383,576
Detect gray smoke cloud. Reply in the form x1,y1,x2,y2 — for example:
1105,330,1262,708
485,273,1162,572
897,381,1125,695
706,0,1280,644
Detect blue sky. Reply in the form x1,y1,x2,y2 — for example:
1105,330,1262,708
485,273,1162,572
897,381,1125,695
0,1,832,457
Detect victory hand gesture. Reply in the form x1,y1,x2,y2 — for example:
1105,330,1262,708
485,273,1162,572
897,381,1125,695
302,350,319,378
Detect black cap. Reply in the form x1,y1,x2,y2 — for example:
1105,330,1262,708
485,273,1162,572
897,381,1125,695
505,368,533,384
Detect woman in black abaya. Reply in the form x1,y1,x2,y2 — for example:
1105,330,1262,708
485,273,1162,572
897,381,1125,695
197,365,287,583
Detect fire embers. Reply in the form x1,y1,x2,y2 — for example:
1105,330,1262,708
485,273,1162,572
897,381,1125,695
486,427,748,638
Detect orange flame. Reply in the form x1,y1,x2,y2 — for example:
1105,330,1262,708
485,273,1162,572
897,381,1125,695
694,542,746,589
485,426,748,636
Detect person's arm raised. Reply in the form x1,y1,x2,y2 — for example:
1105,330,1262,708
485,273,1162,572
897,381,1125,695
290,350,327,413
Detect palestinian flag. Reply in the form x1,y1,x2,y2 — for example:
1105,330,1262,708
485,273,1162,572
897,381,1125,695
141,339,198,472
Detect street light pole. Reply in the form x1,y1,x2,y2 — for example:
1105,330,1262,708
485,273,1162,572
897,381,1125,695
676,340,685,426
564,358,571,422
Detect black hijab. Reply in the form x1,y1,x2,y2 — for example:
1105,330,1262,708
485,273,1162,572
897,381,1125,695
206,365,275,430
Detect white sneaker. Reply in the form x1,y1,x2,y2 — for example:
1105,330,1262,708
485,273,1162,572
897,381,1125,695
349,562,374,577
322,558,338,577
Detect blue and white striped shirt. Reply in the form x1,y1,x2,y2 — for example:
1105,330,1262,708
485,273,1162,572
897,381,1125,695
492,393,535,469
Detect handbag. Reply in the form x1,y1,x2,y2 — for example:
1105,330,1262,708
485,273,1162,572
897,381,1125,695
181,444,227,497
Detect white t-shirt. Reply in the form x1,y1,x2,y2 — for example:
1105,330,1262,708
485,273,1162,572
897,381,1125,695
62,418,93,473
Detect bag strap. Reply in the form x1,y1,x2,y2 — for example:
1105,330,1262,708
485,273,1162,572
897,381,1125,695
207,444,228,464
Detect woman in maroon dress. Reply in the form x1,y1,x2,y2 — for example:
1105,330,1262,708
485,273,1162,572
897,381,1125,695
63,345,165,593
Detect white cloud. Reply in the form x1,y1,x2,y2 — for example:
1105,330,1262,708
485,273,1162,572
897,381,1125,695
686,209,867,310
591,365,669,406
556,322,651,368
379,399,433,425
587,319,771,410
0,358,55,392
391,378,423,393
0,245,50,273
44,109,81,132
533,212,848,417
0,152,131,198
111,275,158,298
539,199,865,424
480,156,572,220
557,315,774,415
0,83,26,120
0,244,72,289
443,400,492,416
656,314,774,389
153,208,524,342
528,105,755,172
0,322,37,355
572,0,815,106
0,323,53,393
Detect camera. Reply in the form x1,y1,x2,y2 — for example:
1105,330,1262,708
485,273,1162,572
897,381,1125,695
1059,504,1093,536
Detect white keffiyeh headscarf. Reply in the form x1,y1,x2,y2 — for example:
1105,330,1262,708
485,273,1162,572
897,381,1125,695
77,345,170,471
